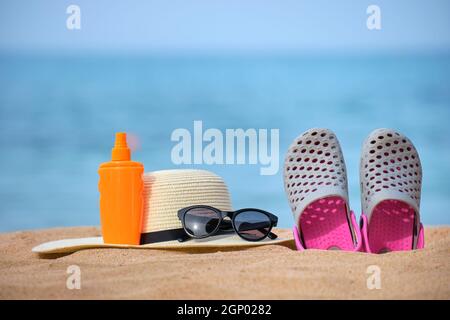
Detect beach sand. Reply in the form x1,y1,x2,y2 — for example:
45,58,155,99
0,227,448,299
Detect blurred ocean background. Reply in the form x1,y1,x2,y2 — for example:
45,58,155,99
0,0,449,231
0,52,449,231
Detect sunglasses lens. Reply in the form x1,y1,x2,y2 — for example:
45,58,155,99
184,207,220,237
234,211,271,241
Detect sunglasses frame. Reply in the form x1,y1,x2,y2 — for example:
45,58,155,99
177,205,278,242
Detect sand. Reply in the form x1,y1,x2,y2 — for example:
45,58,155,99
0,226,449,299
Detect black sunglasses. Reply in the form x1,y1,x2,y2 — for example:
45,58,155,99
177,205,278,242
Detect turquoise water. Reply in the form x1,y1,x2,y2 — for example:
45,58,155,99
0,53,449,231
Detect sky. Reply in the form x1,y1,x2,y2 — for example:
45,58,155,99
0,0,450,53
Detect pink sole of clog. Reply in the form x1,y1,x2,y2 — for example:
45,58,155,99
295,196,357,251
361,200,425,253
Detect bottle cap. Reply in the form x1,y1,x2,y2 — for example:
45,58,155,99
111,132,131,161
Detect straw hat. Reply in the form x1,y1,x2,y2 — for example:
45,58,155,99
33,169,291,254
142,169,233,234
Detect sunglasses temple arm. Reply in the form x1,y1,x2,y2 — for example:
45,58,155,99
177,233,190,243
267,231,278,240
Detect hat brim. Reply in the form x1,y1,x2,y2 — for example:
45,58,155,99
32,233,293,255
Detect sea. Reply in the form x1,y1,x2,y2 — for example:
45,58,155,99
0,52,449,231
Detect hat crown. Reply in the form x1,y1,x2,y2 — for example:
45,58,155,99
142,169,233,233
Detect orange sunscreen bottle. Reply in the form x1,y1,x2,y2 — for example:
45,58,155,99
98,132,144,245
